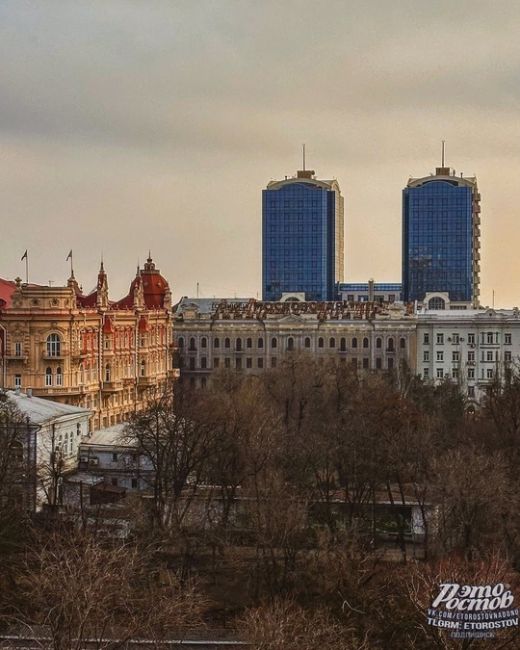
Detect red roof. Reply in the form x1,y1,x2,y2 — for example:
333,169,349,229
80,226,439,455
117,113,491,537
0,278,16,309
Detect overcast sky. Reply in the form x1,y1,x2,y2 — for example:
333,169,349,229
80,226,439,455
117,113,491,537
2,1,520,306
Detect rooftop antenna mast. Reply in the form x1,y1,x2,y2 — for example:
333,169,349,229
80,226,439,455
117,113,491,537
441,140,446,167
302,143,306,171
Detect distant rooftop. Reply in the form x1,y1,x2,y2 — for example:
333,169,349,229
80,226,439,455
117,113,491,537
4,390,91,425
174,297,414,321
83,423,130,447
339,283,402,292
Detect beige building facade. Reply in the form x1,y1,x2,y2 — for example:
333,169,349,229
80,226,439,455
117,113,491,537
0,256,175,430
173,298,417,387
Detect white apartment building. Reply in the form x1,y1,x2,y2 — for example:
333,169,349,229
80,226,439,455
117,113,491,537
416,307,520,403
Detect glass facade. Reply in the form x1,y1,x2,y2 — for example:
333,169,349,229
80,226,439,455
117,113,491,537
403,174,478,303
262,174,343,301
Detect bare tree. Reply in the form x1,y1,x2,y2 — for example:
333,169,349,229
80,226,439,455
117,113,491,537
12,531,207,649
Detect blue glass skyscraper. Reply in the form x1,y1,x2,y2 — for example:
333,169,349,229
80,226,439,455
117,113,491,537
262,169,344,301
402,165,480,307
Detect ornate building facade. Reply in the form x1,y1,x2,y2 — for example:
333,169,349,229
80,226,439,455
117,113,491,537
0,256,175,430
173,298,417,387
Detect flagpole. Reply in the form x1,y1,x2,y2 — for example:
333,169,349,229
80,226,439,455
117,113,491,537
25,254,28,285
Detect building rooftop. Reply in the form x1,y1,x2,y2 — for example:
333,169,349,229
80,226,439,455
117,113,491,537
0,278,17,308
174,297,414,321
83,423,132,447
4,390,92,425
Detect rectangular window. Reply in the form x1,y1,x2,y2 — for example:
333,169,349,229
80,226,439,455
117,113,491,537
271,357,277,368
487,332,494,344
246,358,252,368
436,351,443,362
131,478,138,489
486,351,493,362
423,368,429,378
236,358,242,370
468,368,475,379
452,368,458,379
468,385,475,398
468,350,475,362
452,351,459,362
257,358,264,369
436,368,444,379
224,358,231,369
423,333,430,345
423,351,429,362
112,453,118,462
15,342,22,357
213,358,220,369
505,333,512,345
14,374,21,388
505,351,512,362
375,357,382,369
452,333,459,344
468,333,475,344
362,358,369,369
487,368,494,379
436,333,444,345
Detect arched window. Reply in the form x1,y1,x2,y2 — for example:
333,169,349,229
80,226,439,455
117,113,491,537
178,336,184,348
340,337,346,351
352,337,358,349
329,337,335,348
246,337,252,348
236,338,242,351
271,337,277,349
376,337,382,349
287,337,294,351
225,337,231,349
428,297,446,310
304,337,311,348
189,337,196,351
46,333,61,357
201,337,207,349
318,337,324,348
388,337,394,351
56,367,63,386
400,337,406,349
105,364,111,382
214,337,220,348
79,363,84,385
363,337,369,349
45,367,52,387
258,337,264,349
140,360,146,377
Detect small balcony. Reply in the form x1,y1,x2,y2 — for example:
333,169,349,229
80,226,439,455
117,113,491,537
101,380,123,393
138,376,156,388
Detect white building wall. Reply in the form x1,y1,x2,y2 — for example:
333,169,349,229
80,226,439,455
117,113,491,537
416,309,520,402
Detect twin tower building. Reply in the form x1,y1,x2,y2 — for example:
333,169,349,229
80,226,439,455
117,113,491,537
262,162,481,308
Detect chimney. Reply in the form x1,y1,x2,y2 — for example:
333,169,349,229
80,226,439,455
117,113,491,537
368,278,375,302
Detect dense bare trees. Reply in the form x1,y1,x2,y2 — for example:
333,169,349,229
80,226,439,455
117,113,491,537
3,357,520,646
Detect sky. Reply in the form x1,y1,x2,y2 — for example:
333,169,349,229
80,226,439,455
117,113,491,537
1,1,520,307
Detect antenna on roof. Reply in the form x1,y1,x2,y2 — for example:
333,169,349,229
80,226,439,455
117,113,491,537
302,143,306,171
441,140,445,167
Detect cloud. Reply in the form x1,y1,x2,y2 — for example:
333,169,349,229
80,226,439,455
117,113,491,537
1,0,520,304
